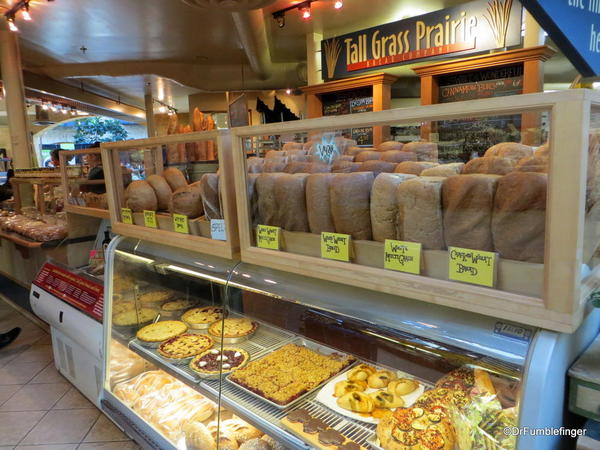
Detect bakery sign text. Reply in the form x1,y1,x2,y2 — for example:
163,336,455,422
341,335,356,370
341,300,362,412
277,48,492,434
321,0,522,80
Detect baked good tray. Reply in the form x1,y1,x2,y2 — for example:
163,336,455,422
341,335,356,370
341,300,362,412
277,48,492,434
225,337,357,410
366,435,383,450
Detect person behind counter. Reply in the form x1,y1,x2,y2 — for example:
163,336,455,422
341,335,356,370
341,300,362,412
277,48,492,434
50,149,61,168
81,152,106,194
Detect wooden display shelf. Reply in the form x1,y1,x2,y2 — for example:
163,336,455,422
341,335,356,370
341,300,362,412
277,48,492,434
64,204,110,219
231,89,600,333
101,130,239,260
0,229,44,248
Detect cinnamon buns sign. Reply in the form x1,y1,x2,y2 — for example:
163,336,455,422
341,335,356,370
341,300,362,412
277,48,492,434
321,0,522,80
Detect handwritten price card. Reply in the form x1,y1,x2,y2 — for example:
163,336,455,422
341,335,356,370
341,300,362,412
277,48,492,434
257,225,281,250
321,232,352,262
121,208,133,225
210,219,227,241
172,214,189,234
448,247,497,287
143,210,157,228
384,240,421,274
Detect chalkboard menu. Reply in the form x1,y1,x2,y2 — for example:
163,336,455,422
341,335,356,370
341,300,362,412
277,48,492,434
351,127,373,146
438,65,524,103
322,87,374,145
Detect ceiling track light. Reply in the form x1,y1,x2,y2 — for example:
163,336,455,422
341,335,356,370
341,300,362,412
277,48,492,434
272,0,317,28
334,0,343,9
7,16,18,32
5,0,54,31
22,1,31,21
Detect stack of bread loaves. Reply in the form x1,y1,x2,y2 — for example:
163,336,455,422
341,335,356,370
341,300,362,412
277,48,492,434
165,108,218,164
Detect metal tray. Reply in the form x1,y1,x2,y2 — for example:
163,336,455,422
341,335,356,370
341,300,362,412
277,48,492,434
225,337,356,410
366,434,383,450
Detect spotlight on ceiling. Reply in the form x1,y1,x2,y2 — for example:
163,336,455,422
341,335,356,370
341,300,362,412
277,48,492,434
286,88,292,95
273,11,285,28
300,4,311,19
7,17,18,32
22,2,32,21
334,0,343,9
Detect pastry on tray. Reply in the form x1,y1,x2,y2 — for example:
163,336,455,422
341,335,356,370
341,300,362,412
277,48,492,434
182,306,225,328
334,380,367,397
138,290,173,305
157,333,213,360
113,308,157,327
336,391,374,413
161,299,197,313
190,347,249,376
388,378,419,396
208,318,257,339
229,343,354,406
136,320,187,343
346,364,376,382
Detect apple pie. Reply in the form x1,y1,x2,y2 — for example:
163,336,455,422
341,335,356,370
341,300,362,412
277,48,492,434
138,290,173,305
158,333,213,360
182,306,224,327
136,320,187,343
113,308,157,327
208,318,257,339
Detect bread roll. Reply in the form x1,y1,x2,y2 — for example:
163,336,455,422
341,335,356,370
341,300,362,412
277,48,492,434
332,160,362,173
184,421,216,450
199,174,221,220
263,159,287,173
421,163,464,177
274,174,310,232
336,392,374,413
442,174,500,251
163,167,188,191
403,141,438,162
381,150,417,163
306,174,335,234
355,151,381,162
463,157,514,175
534,143,549,159
394,161,438,175
484,142,533,162
492,172,547,262
256,173,286,226
514,156,548,173
247,173,260,228
146,175,172,211
125,180,157,212
330,172,374,240
247,157,264,174
345,146,365,157
397,177,445,249
358,160,397,175
370,173,416,242
376,141,404,152
170,182,203,218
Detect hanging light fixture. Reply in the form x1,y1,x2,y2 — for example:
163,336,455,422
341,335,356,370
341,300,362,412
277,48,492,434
7,16,18,32
334,0,343,9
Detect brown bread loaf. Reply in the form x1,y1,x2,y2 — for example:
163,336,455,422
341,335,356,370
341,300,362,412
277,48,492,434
263,159,287,173
146,175,172,211
169,182,203,218
358,160,397,175
199,174,221,220
421,163,464,177
345,146,366,158
370,173,416,242
256,173,286,226
309,163,332,173
163,167,188,191
332,160,362,173
355,151,382,162
462,157,514,175
282,142,303,151
125,180,157,212
274,174,310,232
284,162,312,174
515,156,548,173
247,157,264,173
484,142,533,162
534,143,550,159
397,177,445,249
265,150,287,159
247,173,260,228
492,172,546,262
330,172,374,240
376,141,404,152
394,161,438,175
403,141,438,162
306,174,336,234
333,155,355,162
442,174,500,251
381,150,417,163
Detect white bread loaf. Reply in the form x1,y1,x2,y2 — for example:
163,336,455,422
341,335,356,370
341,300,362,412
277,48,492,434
463,157,514,175
146,175,172,211
170,182,204,218
370,173,415,242
330,172,374,240
442,174,500,251
274,174,310,232
247,157,264,173
403,142,438,162
306,174,336,234
332,161,362,173
284,161,312,174
263,159,287,173
358,160,397,175
394,161,438,175
492,172,546,263
376,141,404,152
355,151,382,162
266,150,287,159
163,167,188,191
256,173,286,226
397,177,445,249
345,147,365,158
421,163,465,177
199,174,221,220
333,155,355,162
484,142,533,162
381,151,417,163
125,180,157,212
514,156,548,173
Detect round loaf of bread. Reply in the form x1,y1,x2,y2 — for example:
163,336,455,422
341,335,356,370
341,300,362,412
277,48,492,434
247,157,264,173
146,175,172,211
355,151,382,162
163,167,188,191
125,180,157,212
380,150,416,163
358,160,397,175
394,161,438,175
376,140,404,152
484,142,533,161
169,182,203,218
403,141,438,162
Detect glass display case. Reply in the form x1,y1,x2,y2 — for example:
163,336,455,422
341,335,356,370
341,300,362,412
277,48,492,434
230,89,600,333
100,130,238,260
101,236,600,450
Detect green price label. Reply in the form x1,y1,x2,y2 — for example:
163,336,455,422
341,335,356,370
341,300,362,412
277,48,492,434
121,208,133,225
384,240,421,274
172,214,189,234
257,225,281,250
143,210,157,228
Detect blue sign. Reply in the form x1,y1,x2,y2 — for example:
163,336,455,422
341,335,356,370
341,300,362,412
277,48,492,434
521,1,600,77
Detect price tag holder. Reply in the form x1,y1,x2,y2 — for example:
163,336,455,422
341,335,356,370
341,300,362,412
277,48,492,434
257,225,281,250
210,219,227,241
121,208,133,225
321,232,352,262
384,240,421,274
448,247,497,287
172,214,189,234
143,210,157,229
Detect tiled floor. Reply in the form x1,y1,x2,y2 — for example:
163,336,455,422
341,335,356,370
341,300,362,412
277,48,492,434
0,297,140,449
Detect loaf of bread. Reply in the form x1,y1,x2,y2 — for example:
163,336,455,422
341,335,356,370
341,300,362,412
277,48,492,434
514,156,548,173
421,163,464,177
484,142,533,162
370,173,416,242
403,142,438,162
534,143,549,159
288,149,308,160
163,167,188,191
199,174,221,220
256,173,285,226
266,150,287,159
336,137,358,154
492,172,546,262
263,159,287,173
330,172,374,240
333,155,355,162
125,180,157,212
284,162,312,174
247,157,264,173
170,182,204,218
282,142,303,151
442,174,500,251
146,175,172,211
381,150,417,163
247,173,260,228
355,151,382,162
332,160,362,173
394,161,438,175
377,141,404,152
587,132,600,214
306,174,335,233
345,147,366,158
274,174,310,232
358,160,397,175
309,163,332,173
397,177,445,249
462,157,514,175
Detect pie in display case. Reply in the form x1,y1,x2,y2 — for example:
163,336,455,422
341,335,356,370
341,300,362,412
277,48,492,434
230,89,600,333
100,236,600,450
